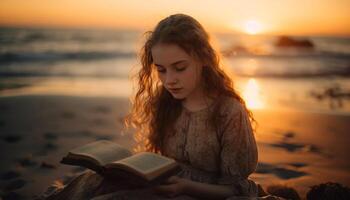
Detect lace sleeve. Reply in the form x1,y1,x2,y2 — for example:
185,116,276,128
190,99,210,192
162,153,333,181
216,99,259,196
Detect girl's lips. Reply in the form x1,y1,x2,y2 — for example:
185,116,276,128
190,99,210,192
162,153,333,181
168,88,183,93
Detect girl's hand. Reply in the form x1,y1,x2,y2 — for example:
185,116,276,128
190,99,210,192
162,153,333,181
153,176,190,198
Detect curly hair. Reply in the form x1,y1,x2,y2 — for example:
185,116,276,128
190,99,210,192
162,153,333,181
125,13,254,153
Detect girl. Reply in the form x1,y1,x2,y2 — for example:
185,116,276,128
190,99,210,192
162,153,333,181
42,13,265,200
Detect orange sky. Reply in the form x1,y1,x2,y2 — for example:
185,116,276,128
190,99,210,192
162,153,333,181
1,0,350,36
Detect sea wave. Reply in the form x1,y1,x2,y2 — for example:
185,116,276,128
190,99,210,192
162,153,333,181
225,50,350,60
1,66,349,78
0,50,136,64
0,71,127,78
233,69,350,78
0,28,139,44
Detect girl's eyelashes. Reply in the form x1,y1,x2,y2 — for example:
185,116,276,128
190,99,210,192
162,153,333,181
155,66,187,73
156,66,166,73
175,66,187,72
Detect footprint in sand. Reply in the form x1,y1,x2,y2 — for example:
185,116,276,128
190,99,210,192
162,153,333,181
0,170,21,181
78,130,94,137
256,162,308,179
269,142,305,152
94,106,111,114
92,118,110,126
3,178,26,191
61,111,75,119
0,104,10,111
40,161,57,169
17,155,38,167
286,162,308,168
273,131,330,156
58,130,95,138
43,132,58,140
0,120,5,127
0,134,22,143
1,191,22,200
283,131,295,139
94,135,114,140
272,167,308,179
35,142,59,156
255,162,275,173
44,142,58,151
269,141,331,157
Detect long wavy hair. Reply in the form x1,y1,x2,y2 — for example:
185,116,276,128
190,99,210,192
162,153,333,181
125,13,254,153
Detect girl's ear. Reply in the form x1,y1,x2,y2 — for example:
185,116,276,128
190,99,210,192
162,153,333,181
202,64,210,69
201,59,209,68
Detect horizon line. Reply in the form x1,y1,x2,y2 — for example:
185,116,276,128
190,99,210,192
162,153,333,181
1,24,349,38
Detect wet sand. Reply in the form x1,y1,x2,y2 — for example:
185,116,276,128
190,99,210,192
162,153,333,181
0,95,349,199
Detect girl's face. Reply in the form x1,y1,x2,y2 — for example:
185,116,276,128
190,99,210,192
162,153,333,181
151,43,203,100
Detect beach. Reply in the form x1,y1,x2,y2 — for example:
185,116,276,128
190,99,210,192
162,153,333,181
0,95,134,199
0,94,349,199
0,27,350,199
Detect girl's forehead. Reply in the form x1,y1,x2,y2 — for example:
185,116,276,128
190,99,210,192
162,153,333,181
151,43,191,64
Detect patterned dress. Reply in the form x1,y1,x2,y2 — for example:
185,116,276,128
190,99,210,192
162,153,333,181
40,96,268,200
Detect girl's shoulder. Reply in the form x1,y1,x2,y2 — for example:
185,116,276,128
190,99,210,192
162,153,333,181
219,96,245,112
216,95,246,115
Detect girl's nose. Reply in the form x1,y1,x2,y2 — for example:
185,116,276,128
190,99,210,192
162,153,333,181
165,72,178,85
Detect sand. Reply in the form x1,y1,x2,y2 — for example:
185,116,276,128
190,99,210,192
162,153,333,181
0,95,349,199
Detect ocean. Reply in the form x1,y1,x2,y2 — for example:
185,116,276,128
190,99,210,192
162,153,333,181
0,27,349,114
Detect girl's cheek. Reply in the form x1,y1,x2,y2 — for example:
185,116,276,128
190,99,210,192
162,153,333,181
158,74,166,84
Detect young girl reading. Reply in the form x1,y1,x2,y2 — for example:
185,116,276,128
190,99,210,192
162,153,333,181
41,13,265,200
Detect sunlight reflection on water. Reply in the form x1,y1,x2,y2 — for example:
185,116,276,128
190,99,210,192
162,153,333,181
241,78,265,109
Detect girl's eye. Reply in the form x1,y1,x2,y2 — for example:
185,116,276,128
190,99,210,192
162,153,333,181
176,66,187,72
156,67,166,73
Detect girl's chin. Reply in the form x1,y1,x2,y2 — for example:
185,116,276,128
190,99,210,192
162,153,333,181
171,94,185,99
170,92,186,99
168,89,186,99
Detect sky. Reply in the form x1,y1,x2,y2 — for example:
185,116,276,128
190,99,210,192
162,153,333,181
1,0,350,36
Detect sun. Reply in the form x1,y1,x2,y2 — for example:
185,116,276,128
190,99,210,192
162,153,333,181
243,20,262,35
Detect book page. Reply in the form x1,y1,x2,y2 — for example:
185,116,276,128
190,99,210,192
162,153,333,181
70,140,132,165
114,152,175,173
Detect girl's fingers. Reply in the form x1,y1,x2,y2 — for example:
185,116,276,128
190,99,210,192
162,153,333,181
165,176,179,184
153,184,173,196
153,177,182,197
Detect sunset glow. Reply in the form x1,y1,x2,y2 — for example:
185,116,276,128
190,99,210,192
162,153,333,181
243,20,262,35
242,79,265,109
0,0,349,35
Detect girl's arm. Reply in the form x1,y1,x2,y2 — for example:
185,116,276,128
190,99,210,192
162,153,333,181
154,176,236,199
184,178,235,199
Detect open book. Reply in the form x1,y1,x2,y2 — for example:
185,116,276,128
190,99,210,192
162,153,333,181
61,140,180,185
